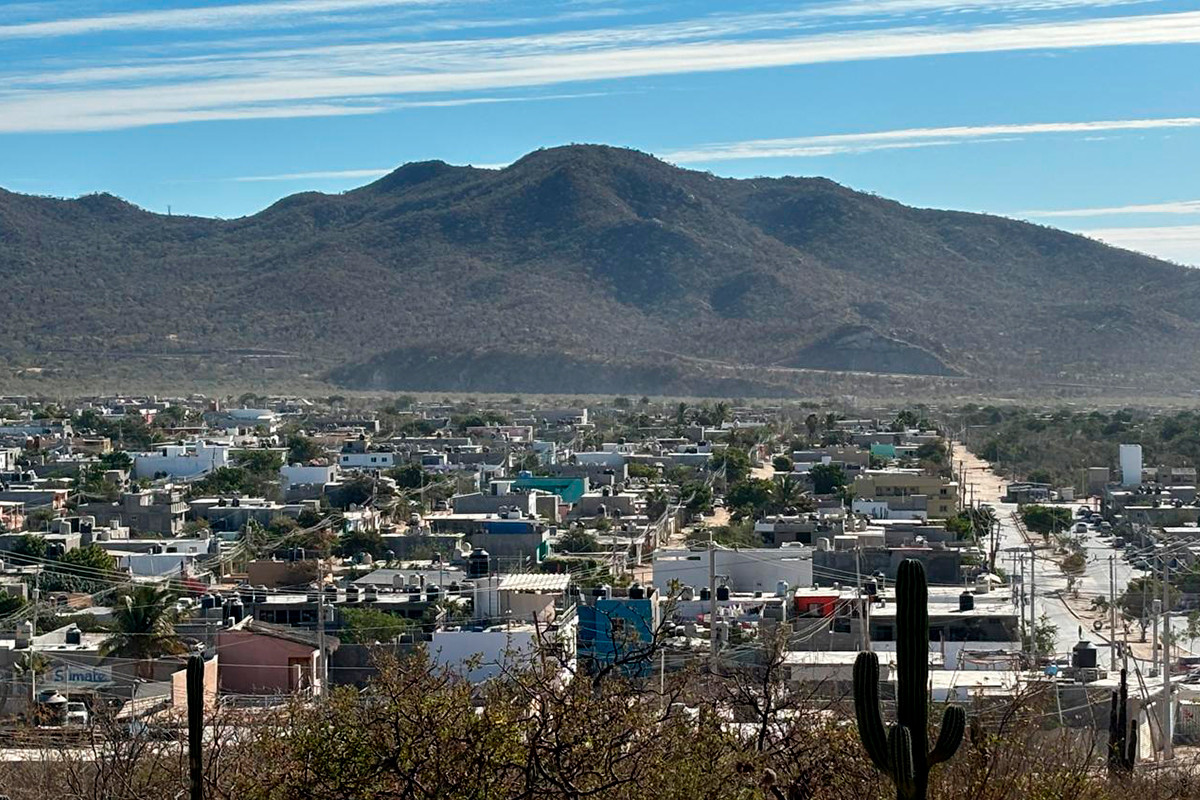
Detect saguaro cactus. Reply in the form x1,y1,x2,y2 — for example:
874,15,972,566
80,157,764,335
1107,668,1137,774
854,558,965,800
187,653,204,800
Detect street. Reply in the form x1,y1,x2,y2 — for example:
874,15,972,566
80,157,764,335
953,442,1190,668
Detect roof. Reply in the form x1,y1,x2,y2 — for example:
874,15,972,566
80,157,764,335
498,573,571,592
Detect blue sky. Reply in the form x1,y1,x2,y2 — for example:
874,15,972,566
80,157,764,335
2,0,1200,263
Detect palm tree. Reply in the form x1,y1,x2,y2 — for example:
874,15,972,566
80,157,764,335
103,584,186,679
770,474,809,514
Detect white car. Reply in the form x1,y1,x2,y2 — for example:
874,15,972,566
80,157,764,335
65,701,89,727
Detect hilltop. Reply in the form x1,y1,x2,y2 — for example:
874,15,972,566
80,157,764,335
1,144,1195,396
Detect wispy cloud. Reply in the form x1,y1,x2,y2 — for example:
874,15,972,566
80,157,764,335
232,160,507,181
6,7,1200,132
1078,224,1200,265
1016,199,1200,217
0,0,450,40
661,116,1200,162
232,167,392,182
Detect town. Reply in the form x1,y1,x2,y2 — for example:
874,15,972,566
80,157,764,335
0,393,1195,795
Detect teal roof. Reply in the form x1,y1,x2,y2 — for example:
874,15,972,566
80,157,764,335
513,476,586,504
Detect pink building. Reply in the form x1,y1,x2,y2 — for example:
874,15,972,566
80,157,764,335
216,620,334,695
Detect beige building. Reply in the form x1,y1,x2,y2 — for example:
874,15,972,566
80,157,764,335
853,470,959,519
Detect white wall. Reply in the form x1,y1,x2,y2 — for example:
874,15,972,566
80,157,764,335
1120,444,1143,488
281,464,337,489
133,441,230,479
339,452,395,469
652,547,813,595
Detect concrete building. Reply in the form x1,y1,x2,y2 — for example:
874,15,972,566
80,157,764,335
651,546,813,596
78,488,188,535
853,470,959,519
133,441,230,480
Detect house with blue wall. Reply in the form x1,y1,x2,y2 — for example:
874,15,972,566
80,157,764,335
577,589,660,677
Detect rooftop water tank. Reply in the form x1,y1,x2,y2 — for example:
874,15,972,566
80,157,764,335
629,583,645,600
1072,640,1098,669
467,547,490,579
716,585,730,601
958,591,975,612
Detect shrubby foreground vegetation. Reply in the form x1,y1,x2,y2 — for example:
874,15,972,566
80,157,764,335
5,648,1200,800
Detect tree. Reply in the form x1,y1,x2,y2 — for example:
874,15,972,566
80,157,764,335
644,488,669,521
809,463,847,495
556,528,599,554
103,585,186,678
804,414,819,439
286,434,326,465
711,448,751,483
770,474,809,514
338,474,377,509
679,482,713,515
1020,505,1072,535
339,607,413,644
1024,613,1059,658
1119,577,1180,621
772,455,793,473
726,478,775,516
98,451,134,472
1187,611,1200,652
10,533,47,561
387,463,427,489
45,544,117,593
337,527,386,560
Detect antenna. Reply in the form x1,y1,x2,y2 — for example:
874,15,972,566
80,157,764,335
167,204,172,217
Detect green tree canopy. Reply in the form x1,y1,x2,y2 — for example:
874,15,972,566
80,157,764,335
339,607,413,644
809,463,848,495
556,528,600,554
286,434,327,465
103,584,186,677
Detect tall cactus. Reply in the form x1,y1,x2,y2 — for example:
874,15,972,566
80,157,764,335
1107,668,1137,774
854,558,965,800
187,654,204,800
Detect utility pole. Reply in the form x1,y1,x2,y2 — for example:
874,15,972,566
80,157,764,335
856,548,867,651
709,533,718,657
1163,559,1173,760
316,556,327,695
1018,553,1027,644
1028,546,1036,661
1153,598,1162,680
1109,556,1118,671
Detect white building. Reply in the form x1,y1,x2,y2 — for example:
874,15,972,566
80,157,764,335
339,451,395,469
133,441,230,480
280,464,338,491
651,546,813,596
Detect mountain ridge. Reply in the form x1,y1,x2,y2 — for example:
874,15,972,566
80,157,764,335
0,144,1195,396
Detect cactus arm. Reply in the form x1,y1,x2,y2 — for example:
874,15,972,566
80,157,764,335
854,650,891,772
896,559,930,760
928,705,965,765
888,724,917,800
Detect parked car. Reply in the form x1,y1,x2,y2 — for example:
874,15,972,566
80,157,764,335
65,702,89,727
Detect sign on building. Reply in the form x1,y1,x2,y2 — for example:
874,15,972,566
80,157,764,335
45,662,115,688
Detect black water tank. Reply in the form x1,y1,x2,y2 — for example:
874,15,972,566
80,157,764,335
467,547,491,579
699,587,711,601
716,585,730,602
64,626,81,645
1072,640,1098,669
864,580,878,597
226,599,244,620
426,584,440,602
959,591,975,612
200,594,217,611
629,583,645,600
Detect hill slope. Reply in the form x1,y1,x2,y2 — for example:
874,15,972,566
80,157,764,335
0,144,1195,395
